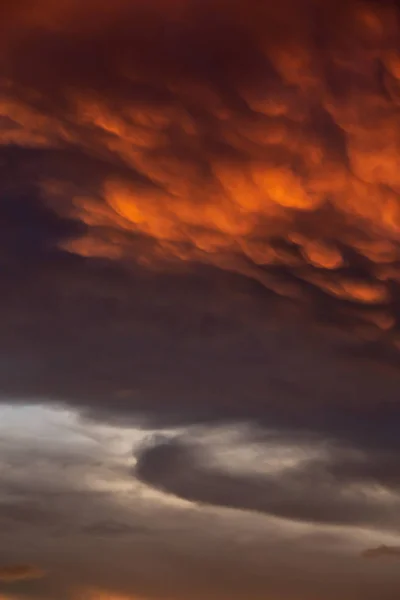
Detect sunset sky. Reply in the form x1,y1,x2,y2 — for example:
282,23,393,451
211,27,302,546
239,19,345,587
1,0,400,598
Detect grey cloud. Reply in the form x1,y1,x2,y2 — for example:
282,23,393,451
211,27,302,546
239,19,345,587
2,1,400,597
362,545,400,559
134,436,400,529
79,520,147,538
1,248,400,450
1,424,400,600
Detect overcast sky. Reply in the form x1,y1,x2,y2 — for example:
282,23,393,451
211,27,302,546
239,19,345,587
1,1,400,598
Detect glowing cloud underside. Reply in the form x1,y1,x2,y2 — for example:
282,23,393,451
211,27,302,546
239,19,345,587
2,0,400,340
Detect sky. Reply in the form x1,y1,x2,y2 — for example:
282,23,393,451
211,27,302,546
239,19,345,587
1,0,400,598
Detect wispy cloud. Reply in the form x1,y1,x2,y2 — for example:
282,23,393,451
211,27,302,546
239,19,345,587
0,565,46,582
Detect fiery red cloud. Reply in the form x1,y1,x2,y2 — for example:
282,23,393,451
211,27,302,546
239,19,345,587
1,0,400,341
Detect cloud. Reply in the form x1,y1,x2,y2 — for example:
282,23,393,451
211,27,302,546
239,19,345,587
0,0,400,343
1,406,400,600
80,521,147,537
134,435,400,529
2,2,400,598
1,0,400,437
0,0,400,443
362,545,400,559
0,566,46,583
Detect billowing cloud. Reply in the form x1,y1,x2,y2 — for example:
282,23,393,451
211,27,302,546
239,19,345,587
0,2,400,517
0,0,400,436
1,0,400,343
2,3,400,598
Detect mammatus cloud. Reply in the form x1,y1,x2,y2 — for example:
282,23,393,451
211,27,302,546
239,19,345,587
2,3,400,600
1,0,400,440
1,0,400,343
0,565,46,583
362,545,400,559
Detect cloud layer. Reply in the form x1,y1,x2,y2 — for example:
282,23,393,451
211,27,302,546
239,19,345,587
134,434,400,530
2,0,400,341
363,545,400,559
1,0,400,432
0,565,45,583
2,2,400,599
1,407,400,600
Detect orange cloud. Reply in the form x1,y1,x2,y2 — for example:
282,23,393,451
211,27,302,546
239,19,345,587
78,587,145,600
2,0,400,339
0,564,46,582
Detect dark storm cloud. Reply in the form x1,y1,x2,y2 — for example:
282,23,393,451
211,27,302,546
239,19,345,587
134,435,400,529
362,545,400,559
1,0,400,341
1,2,400,597
1,242,400,461
1,0,400,442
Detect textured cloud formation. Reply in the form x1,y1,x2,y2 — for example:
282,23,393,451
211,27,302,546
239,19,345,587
134,435,400,529
2,0,400,344
0,566,45,583
2,3,400,600
1,1,400,440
